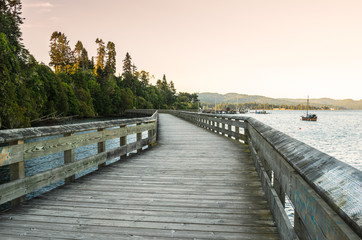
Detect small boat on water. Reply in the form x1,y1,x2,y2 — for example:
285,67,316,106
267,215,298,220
256,110,269,114
301,96,317,121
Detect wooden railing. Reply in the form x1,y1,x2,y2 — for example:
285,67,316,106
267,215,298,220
0,111,158,207
170,110,361,240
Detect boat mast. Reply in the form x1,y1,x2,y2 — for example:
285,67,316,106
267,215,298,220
237,96,238,112
306,95,309,116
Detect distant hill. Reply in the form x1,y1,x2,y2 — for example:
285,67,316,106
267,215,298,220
198,92,362,110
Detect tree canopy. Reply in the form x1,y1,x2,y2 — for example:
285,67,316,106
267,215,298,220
0,0,199,129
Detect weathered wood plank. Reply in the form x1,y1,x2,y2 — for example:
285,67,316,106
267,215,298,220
247,119,361,239
0,221,279,240
0,144,23,166
23,121,155,160
64,132,75,184
0,113,278,239
0,137,153,205
0,113,157,144
9,140,25,206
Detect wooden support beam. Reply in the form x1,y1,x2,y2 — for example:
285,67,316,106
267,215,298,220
235,125,240,141
120,125,127,159
9,140,25,207
64,132,75,184
137,123,142,153
222,117,225,136
227,118,232,138
97,128,106,169
273,176,285,207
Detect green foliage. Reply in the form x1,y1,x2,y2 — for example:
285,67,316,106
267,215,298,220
49,31,74,73
0,32,29,128
0,0,23,56
105,41,116,75
0,6,199,129
122,52,132,75
95,38,105,74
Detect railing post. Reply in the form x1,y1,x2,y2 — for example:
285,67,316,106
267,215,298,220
137,122,142,153
294,211,311,240
64,132,75,184
222,117,225,136
148,122,155,147
244,125,250,145
273,176,285,207
98,128,106,169
235,125,240,141
227,118,232,138
9,140,25,207
120,125,127,159
215,118,218,133
262,157,272,180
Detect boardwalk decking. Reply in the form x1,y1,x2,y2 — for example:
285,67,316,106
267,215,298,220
0,114,279,239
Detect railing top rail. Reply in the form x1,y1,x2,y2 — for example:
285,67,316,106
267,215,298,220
0,110,158,144
174,110,362,234
245,117,362,234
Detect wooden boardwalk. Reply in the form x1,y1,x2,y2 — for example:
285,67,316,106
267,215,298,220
0,114,279,239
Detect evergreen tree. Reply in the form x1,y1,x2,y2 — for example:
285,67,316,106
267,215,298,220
0,0,23,56
140,70,149,86
0,32,28,128
81,48,90,70
169,80,176,95
49,31,73,73
122,52,132,75
73,41,90,71
74,40,83,70
95,38,105,74
131,64,137,75
105,41,116,75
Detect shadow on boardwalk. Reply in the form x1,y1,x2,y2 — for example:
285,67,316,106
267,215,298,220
0,113,279,239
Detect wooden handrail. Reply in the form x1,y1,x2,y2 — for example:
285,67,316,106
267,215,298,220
170,110,361,240
0,111,158,206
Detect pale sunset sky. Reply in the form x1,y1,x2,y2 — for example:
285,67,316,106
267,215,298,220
21,0,362,100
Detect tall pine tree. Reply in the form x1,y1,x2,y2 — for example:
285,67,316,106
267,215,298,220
95,38,105,74
122,52,132,75
105,41,116,75
49,31,73,73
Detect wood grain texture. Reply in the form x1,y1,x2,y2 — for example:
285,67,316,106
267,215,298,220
23,121,156,160
0,144,23,167
0,112,157,144
174,110,361,239
0,113,279,239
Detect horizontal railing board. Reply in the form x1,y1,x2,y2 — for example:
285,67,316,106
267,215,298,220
0,112,157,144
0,144,23,166
171,110,361,239
0,137,154,205
23,121,156,161
247,135,297,240
248,123,358,239
179,111,361,237
247,117,362,236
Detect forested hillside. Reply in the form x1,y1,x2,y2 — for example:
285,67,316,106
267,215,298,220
0,0,198,129
199,93,362,110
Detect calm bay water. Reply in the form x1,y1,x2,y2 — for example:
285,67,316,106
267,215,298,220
239,110,361,224
243,110,362,171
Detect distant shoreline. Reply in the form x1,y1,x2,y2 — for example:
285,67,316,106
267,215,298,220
198,92,362,110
